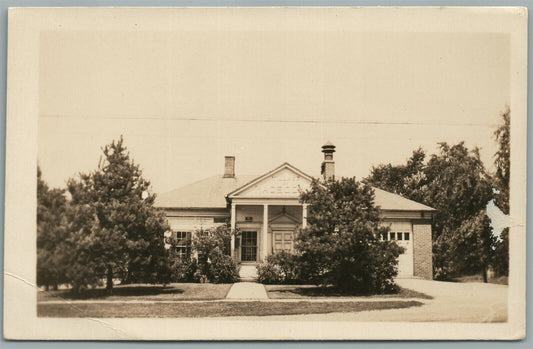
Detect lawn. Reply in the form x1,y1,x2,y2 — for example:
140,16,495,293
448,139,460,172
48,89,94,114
265,285,432,300
38,300,423,318
38,283,232,302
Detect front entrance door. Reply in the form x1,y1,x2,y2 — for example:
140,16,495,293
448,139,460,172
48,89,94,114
241,231,258,262
273,231,294,253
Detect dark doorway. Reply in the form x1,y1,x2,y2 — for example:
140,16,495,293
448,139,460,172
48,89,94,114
241,231,257,262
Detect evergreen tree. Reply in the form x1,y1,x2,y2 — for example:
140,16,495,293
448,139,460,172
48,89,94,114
297,178,403,294
37,166,68,290
66,137,170,292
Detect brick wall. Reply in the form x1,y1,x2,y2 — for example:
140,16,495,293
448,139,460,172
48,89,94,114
413,224,433,279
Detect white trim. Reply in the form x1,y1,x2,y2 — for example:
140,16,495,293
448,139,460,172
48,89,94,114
236,222,262,229
230,203,236,259
227,162,314,198
263,205,269,260
270,223,298,230
231,198,302,205
268,212,300,224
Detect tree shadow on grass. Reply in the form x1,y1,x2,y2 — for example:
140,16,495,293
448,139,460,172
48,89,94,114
45,285,184,300
268,285,433,299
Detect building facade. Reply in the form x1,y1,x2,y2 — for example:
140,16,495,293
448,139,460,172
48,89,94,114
155,143,435,279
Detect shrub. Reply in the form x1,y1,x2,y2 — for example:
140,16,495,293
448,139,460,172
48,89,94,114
168,225,239,284
257,261,283,284
206,250,239,283
170,258,197,282
364,241,404,294
257,251,307,284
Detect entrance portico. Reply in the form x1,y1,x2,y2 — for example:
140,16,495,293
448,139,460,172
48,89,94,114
229,200,308,263
226,162,313,263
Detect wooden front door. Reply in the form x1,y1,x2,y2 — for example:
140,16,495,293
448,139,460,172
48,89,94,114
241,231,258,262
273,231,294,253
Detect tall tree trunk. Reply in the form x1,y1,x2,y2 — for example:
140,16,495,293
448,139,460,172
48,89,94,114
53,284,58,291
106,266,114,290
482,268,488,283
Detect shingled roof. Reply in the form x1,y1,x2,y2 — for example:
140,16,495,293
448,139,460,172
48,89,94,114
154,175,257,209
155,166,435,212
372,187,434,211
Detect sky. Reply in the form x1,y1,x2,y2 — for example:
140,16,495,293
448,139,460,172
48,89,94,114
38,30,510,194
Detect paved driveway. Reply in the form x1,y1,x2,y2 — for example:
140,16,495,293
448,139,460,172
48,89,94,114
368,278,509,322
243,278,508,323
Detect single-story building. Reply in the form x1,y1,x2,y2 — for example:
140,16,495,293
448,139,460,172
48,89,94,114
155,143,435,279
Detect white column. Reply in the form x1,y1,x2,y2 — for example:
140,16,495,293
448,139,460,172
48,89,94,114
263,204,269,260
230,203,236,259
302,204,308,228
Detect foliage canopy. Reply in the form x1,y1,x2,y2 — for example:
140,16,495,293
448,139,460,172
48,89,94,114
366,108,510,280
296,177,403,294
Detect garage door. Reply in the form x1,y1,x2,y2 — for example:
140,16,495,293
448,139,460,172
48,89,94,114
382,222,414,277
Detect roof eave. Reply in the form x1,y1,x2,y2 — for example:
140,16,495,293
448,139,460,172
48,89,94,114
157,206,229,210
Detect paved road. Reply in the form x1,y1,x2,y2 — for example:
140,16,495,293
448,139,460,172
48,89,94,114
227,278,508,323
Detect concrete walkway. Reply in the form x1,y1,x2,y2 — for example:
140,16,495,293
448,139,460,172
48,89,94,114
225,282,268,299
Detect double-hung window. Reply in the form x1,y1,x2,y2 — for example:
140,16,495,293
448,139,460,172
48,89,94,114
175,231,192,259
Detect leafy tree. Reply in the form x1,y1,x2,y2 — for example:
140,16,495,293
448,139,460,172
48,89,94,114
492,229,509,277
66,137,170,292
366,147,427,202
491,107,510,276
448,210,495,282
424,143,492,234
297,178,403,294
37,166,68,290
367,141,495,280
421,142,493,279
493,108,510,215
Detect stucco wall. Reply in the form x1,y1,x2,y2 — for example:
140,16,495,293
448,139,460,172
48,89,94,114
167,216,216,231
413,224,433,279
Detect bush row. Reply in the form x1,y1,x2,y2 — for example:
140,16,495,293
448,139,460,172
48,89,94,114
168,226,239,284
170,252,239,283
256,251,308,284
257,242,402,295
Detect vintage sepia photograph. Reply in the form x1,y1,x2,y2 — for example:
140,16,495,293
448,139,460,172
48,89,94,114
4,6,527,340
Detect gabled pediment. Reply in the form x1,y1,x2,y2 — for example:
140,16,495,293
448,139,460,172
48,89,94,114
227,163,313,198
269,212,300,225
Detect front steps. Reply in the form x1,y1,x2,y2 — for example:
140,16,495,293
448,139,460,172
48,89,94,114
239,263,258,282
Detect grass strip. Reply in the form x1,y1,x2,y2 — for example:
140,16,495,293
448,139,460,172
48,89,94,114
38,300,423,318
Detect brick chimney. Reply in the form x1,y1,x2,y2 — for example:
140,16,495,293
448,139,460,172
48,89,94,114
223,156,235,178
321,142,336,180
